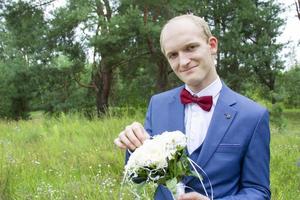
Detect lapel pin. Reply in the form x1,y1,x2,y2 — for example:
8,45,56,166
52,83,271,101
224,113,231,119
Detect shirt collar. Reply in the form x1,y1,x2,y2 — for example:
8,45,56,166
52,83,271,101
185,76,222,98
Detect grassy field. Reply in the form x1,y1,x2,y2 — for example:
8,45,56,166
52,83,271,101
0,111,299,200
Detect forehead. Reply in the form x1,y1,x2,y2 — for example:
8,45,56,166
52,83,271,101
161,18,205,54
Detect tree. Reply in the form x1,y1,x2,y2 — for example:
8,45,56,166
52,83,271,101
0,0,286,119
296,0,300,20
279,66,300,108
0,1,85,119
46,0,143,116
188,0,284,103
47,0,183,115
0,1,47,119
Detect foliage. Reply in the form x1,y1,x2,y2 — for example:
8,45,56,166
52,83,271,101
4,1,48,59
270,102,286,130
30,56,95,116
278,67,300,108
204,0,284,97
0,58,34,120
0,0,291,119
0,1,47,119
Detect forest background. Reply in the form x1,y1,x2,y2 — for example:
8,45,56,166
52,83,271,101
0,0,299,120
0,0,300,199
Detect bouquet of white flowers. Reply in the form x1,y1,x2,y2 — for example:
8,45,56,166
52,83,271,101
123,131,199,199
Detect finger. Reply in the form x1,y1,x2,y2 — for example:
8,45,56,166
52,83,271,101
131,122,149,143
133,122,150,141
119,131,137,151
125,125,143,148
178,192,206,200
114,138,127,149
141,125,151,140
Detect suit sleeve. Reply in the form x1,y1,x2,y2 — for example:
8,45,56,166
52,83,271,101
216,109,271,200
144,96,153,135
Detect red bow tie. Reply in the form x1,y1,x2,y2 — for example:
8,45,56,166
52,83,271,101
180,88,213,111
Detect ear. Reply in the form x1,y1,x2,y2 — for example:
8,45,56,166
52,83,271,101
208,36,218,55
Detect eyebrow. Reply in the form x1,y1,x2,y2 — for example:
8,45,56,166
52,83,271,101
166,41,200,56
184,42,200,47
166,51,176,58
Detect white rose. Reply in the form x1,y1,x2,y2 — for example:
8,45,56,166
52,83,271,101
125,131,187,173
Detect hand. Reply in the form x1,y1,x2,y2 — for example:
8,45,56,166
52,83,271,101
114,122,150,151
178,192,210,200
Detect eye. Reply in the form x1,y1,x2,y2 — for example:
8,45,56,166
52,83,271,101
187,44,198,51
168,52,178,60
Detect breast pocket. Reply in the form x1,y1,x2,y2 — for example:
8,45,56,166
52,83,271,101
216,143,242,153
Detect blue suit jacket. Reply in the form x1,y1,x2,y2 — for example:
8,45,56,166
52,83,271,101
143,83,271,200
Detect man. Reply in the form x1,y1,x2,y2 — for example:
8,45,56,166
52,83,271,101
114,14,270,200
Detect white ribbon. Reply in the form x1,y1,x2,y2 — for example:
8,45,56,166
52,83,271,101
187,157,214,200
120,156,214,200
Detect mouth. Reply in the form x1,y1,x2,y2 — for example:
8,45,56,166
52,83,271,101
179,65,197,73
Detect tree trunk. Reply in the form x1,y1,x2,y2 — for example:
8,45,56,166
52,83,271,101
94,57,113,116
143,6,168,92
156,57,169,92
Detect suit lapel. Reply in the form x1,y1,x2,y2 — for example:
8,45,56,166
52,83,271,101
164,84,237,169
167,86,185,133
196,85,237,168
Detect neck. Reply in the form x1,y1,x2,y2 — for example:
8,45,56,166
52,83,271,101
189,75,218,93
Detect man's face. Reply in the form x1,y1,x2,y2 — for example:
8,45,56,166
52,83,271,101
161,18,218,92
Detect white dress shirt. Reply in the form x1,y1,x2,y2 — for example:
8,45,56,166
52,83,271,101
184,77,222,154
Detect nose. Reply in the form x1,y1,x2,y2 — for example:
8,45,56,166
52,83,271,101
178,52,190,68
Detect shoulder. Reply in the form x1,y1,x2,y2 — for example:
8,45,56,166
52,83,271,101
221,85,270,136
150,85,183,102
222,84,268,115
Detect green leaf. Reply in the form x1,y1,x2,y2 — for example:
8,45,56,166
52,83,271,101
136,182,146,194
166,177,178,196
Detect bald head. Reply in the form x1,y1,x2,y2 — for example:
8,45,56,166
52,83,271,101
160,15,213,55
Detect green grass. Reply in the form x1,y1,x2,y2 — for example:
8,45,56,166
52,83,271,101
0,111,299,199
0,113,140,200
270,111,300,200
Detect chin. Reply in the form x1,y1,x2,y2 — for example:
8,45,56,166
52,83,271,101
185,77,204,85
184,81,200,88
